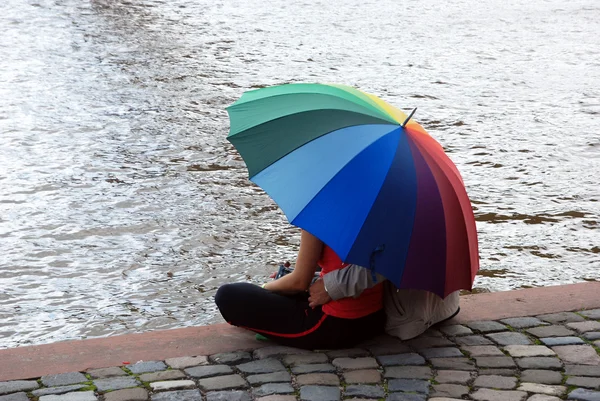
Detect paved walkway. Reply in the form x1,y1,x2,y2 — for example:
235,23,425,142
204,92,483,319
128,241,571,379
2,284,600,401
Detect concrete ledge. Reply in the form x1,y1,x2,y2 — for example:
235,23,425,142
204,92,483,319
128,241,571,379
451,281,600,323
0,324,265,381
1,281,599,381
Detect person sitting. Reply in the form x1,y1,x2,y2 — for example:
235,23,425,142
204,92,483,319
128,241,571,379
214,229,386,350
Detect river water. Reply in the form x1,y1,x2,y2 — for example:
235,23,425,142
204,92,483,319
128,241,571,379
1,0,599,349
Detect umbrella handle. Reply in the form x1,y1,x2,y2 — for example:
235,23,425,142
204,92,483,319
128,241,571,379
369,245,386,283
401,108,417,127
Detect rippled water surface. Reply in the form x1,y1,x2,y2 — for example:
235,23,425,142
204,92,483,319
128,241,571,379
1,0,599,348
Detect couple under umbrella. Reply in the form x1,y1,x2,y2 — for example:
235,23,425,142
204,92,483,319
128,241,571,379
215,83,479,349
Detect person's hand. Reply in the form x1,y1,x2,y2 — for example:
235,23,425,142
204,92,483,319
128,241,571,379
308,278,331,308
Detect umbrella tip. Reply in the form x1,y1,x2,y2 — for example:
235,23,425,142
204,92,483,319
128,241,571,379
401,108,417,127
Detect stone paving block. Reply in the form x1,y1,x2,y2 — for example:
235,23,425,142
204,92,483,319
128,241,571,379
527,396,561,401
150,380,196,391
332,357,378,370
567,388,600,401
471,388,528,401
166,355,209,369
515,357,562,370
474,375,518,389
565,365,600,377
567,321,600,333
253,383,294,397
253,346,309,360
0,381,39,395
537,312,585,324
324,348,370,358
32,385,87,397
566,377,600,389
467,321,508,333
299,385,340,401
362,335,412,355
291,363,336,374
41,372,88,387
440,325,473,336
209,352,251,365
431,384,469,398
504,345,555,357
518,383,565,396
520,369,563,384
237,359,286,374
343,369,381,384
376,353,426,366
527,325,576,338
388,379,430,394
430,357,476,371
579,309,600,320
197,374,248,391
256,396,295,401
420,347,464,359
595,340,600,347
463,345,505,356
39,391,98,401
475,356,517,368
139,370,186,382
0,393,30,401
296,373,339,386
455,335,494,346
407,336,455,349
385,366,433,379
94,376,140,392
479,369,519,376
541,337,585,346
344,384,385,398
247,371,291,385
487,332,533,346
501,317,549,329
435,370,472,384
150,389,202,401
386,393,427,401
184,365,232,378
552,345,600,365
282,353,328,366
429,398,466,401
207,390,252,401
104,388,149,401
87,367,128,379
584,332,600,341
128,361,167,374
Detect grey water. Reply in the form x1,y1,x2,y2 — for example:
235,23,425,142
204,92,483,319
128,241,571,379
0,0,599,349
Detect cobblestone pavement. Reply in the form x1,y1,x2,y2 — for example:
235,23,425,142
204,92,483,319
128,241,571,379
2,309,600,401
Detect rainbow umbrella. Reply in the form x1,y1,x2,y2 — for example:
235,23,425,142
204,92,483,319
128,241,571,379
226,83,479,297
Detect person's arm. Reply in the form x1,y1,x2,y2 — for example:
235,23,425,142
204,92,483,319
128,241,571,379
263,230,321,294
308,264,386,308
324,264,385,299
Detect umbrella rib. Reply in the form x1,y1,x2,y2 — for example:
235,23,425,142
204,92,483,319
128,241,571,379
291,127,403,263
241,119,398,180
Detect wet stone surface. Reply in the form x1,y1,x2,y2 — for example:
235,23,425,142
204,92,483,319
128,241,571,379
127,361,168,374
3,310,600,401
388,379,431,394
520,369,563,384
165,355,209,369
41,372,87,387
486,332,533,346
540,337,585,346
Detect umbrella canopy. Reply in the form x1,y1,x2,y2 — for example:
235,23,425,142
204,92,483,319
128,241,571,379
226,83,479,297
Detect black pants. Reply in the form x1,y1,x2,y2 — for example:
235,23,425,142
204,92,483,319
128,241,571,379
215,282,385,350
